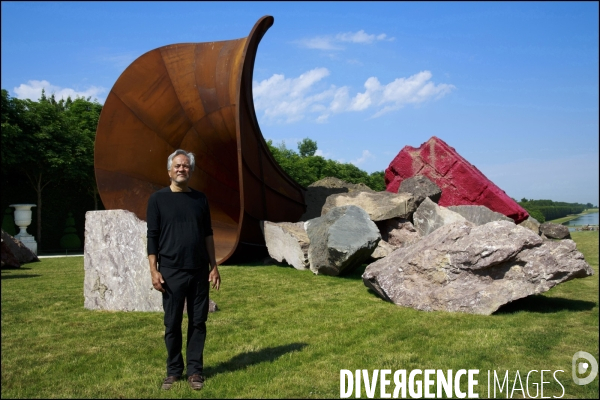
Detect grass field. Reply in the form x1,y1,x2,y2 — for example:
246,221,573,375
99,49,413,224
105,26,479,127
1,231,598,398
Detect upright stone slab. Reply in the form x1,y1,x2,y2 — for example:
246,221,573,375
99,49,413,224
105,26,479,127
84,210,162,311
385,136,529,223
322,191,416,221
262,221,310,270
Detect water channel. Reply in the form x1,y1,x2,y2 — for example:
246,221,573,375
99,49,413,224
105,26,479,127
561,212,599,231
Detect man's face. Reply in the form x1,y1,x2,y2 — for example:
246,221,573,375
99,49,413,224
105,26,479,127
168,154,192,184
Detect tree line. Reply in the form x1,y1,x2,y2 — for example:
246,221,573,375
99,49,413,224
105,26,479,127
518,198,596,223
266,138,386,191
1,89,101,250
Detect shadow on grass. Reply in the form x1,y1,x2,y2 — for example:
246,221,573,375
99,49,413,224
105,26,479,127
1,273,41,280
337,264,368,280
204,342,308,378
495,295,596,314
1,267,40,280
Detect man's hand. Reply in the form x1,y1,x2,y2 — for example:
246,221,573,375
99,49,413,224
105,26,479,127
151,270,165,293
209,266,221,290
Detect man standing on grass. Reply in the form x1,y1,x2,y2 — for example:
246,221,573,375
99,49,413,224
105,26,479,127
147,149,221,391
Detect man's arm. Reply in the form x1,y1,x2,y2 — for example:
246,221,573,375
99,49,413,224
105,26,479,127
149,254,165,292
205,235,220,290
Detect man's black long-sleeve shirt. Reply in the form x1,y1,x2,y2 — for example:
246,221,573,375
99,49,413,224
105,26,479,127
146,187,213,269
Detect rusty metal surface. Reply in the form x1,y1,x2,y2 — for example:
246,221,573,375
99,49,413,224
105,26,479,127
94,16,306,264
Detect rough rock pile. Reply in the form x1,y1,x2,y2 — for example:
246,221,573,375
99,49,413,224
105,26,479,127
363,220,592,314
262,173,593,314
265,186,417,275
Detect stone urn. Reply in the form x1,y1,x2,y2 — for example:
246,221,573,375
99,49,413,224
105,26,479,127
9,204,37,255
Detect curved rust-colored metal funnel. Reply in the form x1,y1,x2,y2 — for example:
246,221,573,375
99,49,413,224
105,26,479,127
94,16,306,264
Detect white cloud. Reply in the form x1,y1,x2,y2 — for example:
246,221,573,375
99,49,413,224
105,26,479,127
351,150,374,166
297,29,391,50
253,69,454,123
253,68,333,123
13,80,107,103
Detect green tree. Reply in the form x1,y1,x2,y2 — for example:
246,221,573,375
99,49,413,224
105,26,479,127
297,138,318,157
63,96,103,209
1,89,100,248
266,138,386,191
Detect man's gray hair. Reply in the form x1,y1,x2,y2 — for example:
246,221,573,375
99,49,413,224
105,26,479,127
167,149,196,171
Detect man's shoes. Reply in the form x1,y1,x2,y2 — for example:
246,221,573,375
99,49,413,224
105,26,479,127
188,374,205,390
161,375,180,390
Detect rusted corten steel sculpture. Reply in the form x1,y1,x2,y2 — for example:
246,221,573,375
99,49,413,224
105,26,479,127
94,16,306,264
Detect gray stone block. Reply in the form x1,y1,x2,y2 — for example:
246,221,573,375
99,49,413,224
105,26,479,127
322,191,416,222
299,177,374,222
307,205,380,276
413,197,468,236
540,222,571,239
398,175,442,205
448,205,513,226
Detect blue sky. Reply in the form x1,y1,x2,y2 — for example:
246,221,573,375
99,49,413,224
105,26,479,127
2,1,598,205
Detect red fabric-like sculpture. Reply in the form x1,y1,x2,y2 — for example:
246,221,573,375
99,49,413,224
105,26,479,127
385,136,529,224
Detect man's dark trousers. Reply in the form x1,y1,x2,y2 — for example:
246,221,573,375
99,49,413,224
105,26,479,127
160,266,209,377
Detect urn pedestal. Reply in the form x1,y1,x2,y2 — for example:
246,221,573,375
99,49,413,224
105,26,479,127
9,204,37,255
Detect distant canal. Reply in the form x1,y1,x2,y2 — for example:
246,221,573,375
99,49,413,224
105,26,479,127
562,212,599,226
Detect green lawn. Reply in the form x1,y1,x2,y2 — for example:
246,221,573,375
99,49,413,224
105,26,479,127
1,231,598,398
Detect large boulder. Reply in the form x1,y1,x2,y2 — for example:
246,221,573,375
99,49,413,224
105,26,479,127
306,205,380,276
262,221,310,270
519,216,541,235
448,205,513,226
398,175,442,205
412,198,468,237
299,177,374,221
375,218,421,248
322,191,416,222
540,222,571,239
1,229,39,265
362,220,593,315
84,210,217,312
385,136,529,223
1,236,21,268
